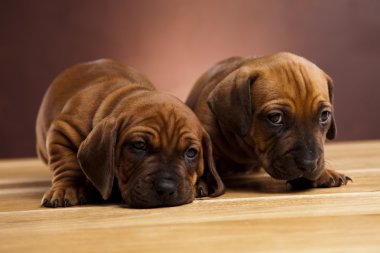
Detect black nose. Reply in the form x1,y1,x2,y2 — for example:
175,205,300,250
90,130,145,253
296,158,318,172
154,178,178,198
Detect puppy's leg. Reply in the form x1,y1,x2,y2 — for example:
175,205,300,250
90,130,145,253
195,180,209,198
289,169,352,189
42,119,89,207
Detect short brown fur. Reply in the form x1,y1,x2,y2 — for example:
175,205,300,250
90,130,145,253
36,59,224,208
186,52,351,188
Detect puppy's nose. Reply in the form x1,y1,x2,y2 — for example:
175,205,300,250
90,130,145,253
296,158,318,172
154,178,177,198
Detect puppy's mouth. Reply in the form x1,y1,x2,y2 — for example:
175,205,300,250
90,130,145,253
264,164,303,181
264,157,323,181
121,173,194,208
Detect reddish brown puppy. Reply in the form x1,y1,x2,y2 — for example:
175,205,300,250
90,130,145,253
186,52,351,188
36,59,224,208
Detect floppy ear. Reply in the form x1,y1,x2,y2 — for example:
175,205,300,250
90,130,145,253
207,68,258,137
197,130,225,197
326,76,337,140
77,117,119,200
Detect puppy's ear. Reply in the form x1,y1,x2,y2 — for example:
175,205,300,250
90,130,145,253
198,130,225,197
207,68,258,137
326,76,337,140
77,117,119,200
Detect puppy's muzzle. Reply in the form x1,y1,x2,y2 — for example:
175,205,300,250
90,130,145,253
126,171,192,208
292,145,322,179
295,157,319,173
268,148,322,181
153,174,179,200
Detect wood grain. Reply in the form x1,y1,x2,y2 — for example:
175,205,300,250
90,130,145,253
1,140,380,252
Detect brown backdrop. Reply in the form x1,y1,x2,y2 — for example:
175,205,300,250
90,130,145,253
1,0,380,158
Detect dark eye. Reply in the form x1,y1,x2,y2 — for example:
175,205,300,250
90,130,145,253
185,147,198,159
130,141,147,151
320,110,331,124
267,112,284,126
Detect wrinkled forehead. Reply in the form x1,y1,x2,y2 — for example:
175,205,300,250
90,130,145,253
252,61,331,111
121,105,203,148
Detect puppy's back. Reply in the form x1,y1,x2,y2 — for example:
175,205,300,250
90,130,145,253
35,59,153,162
186,56,247,110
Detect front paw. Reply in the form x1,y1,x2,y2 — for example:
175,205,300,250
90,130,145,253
195,180,209,198
313,169,352,187
288,169,352,189
41,185,88,208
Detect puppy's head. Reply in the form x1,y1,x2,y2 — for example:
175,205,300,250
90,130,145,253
77,93,224,208
208,52,336,181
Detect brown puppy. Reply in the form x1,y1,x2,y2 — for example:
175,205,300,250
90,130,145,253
36,59,224,208
186,52,351,188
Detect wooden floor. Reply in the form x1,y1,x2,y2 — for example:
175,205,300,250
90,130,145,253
1,140,380,253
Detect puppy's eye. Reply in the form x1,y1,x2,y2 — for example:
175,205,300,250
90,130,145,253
185,147,198,159
130,141,147,151
267,112,283,126
320,110,331,124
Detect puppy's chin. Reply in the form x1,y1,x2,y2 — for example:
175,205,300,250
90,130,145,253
263,166,303,181
120,178,194,208
300,167,324,181
262,157,324,182
122,192,194,209
122,198,193,209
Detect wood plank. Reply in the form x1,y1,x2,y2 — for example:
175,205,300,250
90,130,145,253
1,140,380,252
1,191,380,253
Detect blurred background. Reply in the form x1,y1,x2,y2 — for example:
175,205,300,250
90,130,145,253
1,0,380,158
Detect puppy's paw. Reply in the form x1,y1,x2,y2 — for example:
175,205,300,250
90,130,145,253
41,186,88,208
195,180,209,198
288,169,352,189
312,169,352,188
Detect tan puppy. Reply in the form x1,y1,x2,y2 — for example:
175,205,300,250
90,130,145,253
36,59,224,208
186,52,351,188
